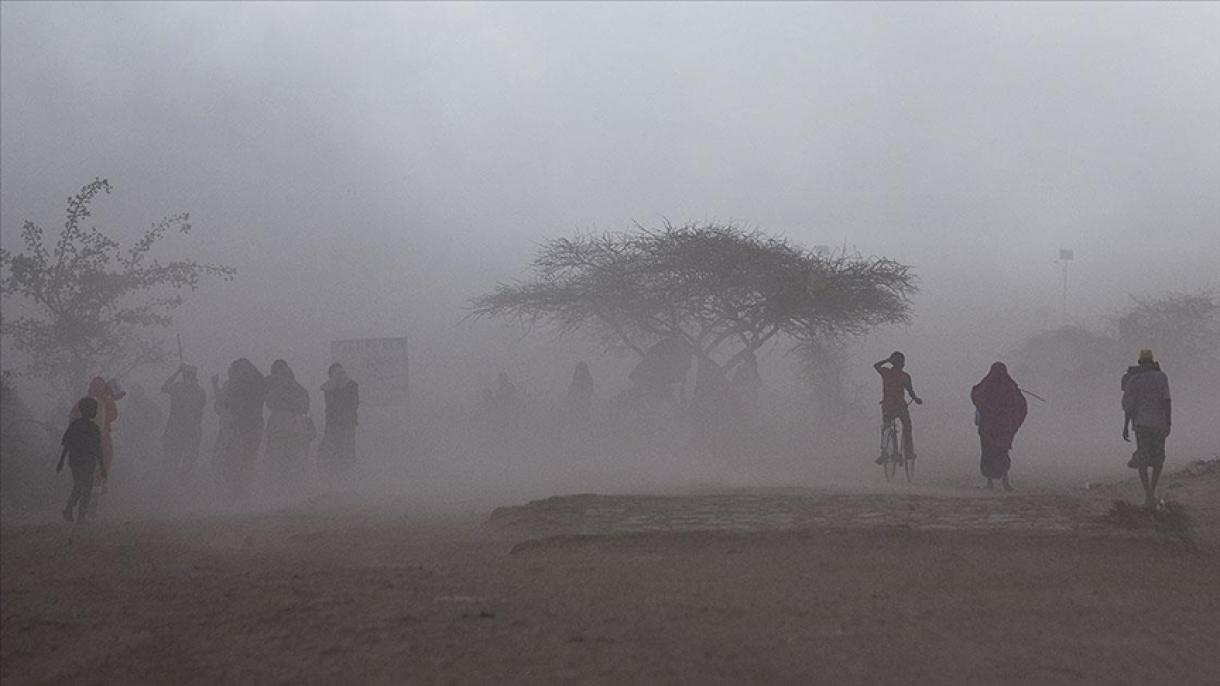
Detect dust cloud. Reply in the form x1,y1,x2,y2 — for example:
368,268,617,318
2,3,1218,514
5,5,1220,684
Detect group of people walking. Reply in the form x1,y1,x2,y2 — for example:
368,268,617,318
58,359,360,521
209,358,361,499
875,348,1172,506
56,345,1175,522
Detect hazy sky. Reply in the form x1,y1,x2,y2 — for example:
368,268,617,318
2,2,1218,401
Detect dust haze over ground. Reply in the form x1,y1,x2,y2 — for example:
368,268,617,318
2,1,1218,502
2,3,1220,684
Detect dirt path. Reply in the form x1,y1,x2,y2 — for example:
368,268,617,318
489,489,1094,537
3,473,1219,685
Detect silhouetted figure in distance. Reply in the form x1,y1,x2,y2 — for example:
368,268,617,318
318,362,359,476
161,364,206,476
971,362,1027,492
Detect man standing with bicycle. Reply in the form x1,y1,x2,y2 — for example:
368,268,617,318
874,352,922,464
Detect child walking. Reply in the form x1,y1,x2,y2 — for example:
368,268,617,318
58,397,107,522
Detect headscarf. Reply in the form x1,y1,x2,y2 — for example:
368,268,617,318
266,359,309,414
322,363,352,392
270,359,294,381
570,362,593,389
85,376,119,429
225,358,267,423
971,362,1028,449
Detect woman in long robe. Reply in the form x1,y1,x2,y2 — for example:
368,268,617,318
264,359,313,493
318,363,359,476
565,362,593,422
215,358,266,499
970,362,1028,491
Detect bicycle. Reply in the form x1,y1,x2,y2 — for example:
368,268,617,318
879,402,914,483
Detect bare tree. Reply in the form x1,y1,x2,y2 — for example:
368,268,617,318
0,178,235,394
1115,291,1219,364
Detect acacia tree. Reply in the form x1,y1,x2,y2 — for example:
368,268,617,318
1115,291,1219,364
0,178,235,394
471,222,916,378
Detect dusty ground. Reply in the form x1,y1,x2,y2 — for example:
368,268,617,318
3,464,1219,685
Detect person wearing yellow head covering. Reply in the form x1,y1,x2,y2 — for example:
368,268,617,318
1121,349,1171,508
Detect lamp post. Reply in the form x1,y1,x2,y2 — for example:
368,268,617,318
1056,249,1074,326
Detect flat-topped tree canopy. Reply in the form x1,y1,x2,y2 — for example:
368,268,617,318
470,222,916,372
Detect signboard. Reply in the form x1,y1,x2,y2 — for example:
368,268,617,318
330,337,409,408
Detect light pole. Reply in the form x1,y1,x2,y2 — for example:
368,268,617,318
1056,249,1074,326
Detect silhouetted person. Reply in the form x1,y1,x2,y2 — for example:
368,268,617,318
73,376,120,485
629,337,693,402
1122,349,1171,508
211,371,230,471
264,359,314,494
318,362,359,475
58,397,105,523
494,371,517,407
691,355,730,420
161,364,206,475
873,352,922,464
566,362,594,420
215,358,266,499
971,362,1028,491
68,377,121,515
122,383,164,468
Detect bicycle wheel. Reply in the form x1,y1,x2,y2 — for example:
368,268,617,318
882,427,898,481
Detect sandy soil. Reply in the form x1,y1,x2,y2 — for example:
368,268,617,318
3,466,1219,685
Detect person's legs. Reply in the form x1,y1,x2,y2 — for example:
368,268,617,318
72,462,95,520
341,428,357,470
998,447,1014,491
1135,428,1167,507
979,435,989,484
1131,428,1150,470
182,435,201,475
980,435,998,486
226,426,260,501
876,409,892,465
898,407,914,460
67,466,83,507
162,432,181,475
64,469,82,521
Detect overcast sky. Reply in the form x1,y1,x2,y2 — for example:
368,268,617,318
2,2,1218,401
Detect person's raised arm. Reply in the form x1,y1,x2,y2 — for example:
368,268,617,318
161,365,182,394
873,358,890,372
1163,375,1172,435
